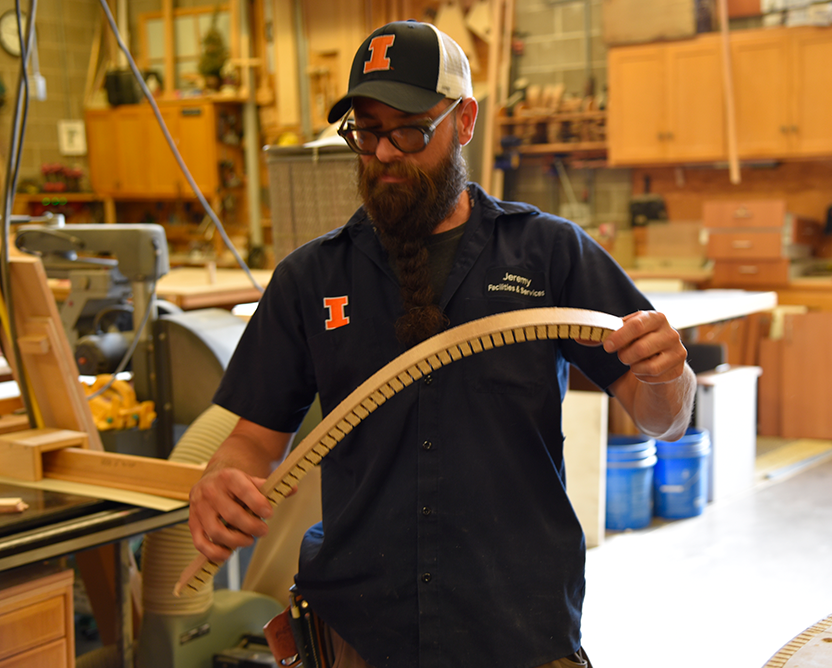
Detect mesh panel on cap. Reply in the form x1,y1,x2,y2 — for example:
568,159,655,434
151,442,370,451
425,23,473,100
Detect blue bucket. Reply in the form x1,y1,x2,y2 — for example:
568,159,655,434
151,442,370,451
606,435,657,531
654,428,711,519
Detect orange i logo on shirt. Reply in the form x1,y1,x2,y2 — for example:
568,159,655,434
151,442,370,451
363,35,396,73
324,296,350,330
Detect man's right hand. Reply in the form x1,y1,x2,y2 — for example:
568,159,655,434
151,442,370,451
187,418,294,562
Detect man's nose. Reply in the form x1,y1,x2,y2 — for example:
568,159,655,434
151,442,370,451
373,136,403,162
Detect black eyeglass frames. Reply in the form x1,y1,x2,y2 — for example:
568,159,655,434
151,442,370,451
337,97,463,155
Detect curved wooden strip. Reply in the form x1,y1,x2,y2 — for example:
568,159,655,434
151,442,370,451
174,307,623,597
762,613,832,667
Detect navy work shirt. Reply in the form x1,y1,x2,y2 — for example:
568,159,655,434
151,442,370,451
214,183,653,668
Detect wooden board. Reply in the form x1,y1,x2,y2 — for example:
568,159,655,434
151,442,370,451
781,312,832,439
41,449,205,501
603,0,697,46
9,255,103,450
175,306,623,596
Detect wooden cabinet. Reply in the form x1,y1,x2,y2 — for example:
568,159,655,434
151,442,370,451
608,34,725,165
732,27,832,159
609,26,832,165
0,566,74,668
731,30,791,158
85,100,243,199
704,199,822,288
790,27,832,157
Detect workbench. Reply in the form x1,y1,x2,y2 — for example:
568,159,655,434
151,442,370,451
0,481,188,667
156,266,272,310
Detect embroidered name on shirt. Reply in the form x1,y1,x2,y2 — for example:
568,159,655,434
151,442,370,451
485,268,545,299
324,296,350,330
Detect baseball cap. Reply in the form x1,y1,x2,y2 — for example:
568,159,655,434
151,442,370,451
327,20,474,123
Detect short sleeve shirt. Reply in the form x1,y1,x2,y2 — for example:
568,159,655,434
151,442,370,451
214,183,654,668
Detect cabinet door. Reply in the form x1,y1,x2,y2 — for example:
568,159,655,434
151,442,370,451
147,106,182,196
85,111,118,195
176,103,218,195
608,45,666,165
665,37,725,161
114,107,150,195
731,30,790,158
790,27,832,156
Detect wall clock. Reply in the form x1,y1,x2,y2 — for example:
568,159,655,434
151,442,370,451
0,10,27,57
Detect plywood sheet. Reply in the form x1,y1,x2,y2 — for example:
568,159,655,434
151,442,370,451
603,0,696,46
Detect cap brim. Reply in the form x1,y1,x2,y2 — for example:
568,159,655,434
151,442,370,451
327,81,446,124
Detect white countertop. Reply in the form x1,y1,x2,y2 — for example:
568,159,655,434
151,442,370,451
645,289,778,329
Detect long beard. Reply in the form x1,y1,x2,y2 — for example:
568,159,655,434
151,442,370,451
358,140,468,348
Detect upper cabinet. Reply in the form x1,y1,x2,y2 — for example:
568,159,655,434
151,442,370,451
733,27,832,159
788,28,832,157
608,26,832,166
608,34,725,165
85,100,243,199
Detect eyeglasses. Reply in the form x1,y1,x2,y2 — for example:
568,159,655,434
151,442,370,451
338,98,462,155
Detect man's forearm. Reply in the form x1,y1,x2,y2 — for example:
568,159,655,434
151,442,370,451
203,418,295,479
630,364,696,441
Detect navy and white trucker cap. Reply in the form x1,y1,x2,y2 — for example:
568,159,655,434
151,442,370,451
327,20,473,123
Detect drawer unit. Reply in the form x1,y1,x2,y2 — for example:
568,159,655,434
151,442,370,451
0,566,74,668
707,231,784,260
703,200,787,228
0,640,68,668
711,259,791,287
704,199,822,287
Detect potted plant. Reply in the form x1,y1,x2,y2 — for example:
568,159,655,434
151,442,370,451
198,10,227,91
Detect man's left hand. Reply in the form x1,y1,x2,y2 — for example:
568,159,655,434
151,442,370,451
601,310,688,385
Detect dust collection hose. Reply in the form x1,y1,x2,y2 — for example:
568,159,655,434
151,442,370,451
141,404,240,616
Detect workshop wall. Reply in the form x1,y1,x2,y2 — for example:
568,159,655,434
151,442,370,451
505,0,631,227
514,0,607,96
0,0,98,187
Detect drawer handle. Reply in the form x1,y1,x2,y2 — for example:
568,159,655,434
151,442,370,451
738,265,759,275
731,240,753,249
732,206,752,219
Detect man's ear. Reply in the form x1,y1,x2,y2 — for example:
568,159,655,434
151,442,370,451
457,97,478,147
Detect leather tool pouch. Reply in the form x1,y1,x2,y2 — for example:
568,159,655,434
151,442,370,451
263,585,333,668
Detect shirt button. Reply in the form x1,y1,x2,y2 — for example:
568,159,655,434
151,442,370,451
421,573,432,583
421,440,433,451
424,374,433,385
422,506,432,516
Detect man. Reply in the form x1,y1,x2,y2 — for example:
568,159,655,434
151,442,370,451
188,20,695,668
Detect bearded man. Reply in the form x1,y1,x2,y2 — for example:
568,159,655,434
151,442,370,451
188,20,695,668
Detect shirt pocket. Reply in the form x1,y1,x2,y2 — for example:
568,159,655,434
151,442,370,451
459,298,556,396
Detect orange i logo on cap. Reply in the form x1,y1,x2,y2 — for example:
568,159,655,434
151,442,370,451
364,35,396,73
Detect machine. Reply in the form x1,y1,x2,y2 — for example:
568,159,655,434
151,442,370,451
15,221,169,404
14,221,248,457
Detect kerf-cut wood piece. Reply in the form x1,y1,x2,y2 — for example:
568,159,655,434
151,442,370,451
174,306,623,597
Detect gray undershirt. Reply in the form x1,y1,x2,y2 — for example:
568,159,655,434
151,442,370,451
424,223,466,303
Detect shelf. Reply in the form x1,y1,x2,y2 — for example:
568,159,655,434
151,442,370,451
15,192,103,203
517,141,607,155
498,107,608,157
498,110,608,124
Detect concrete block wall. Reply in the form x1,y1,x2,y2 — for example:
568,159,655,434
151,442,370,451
503,0,633,228
0,0,99,184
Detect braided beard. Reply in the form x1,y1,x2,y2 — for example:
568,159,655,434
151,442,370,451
357,140,468,348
